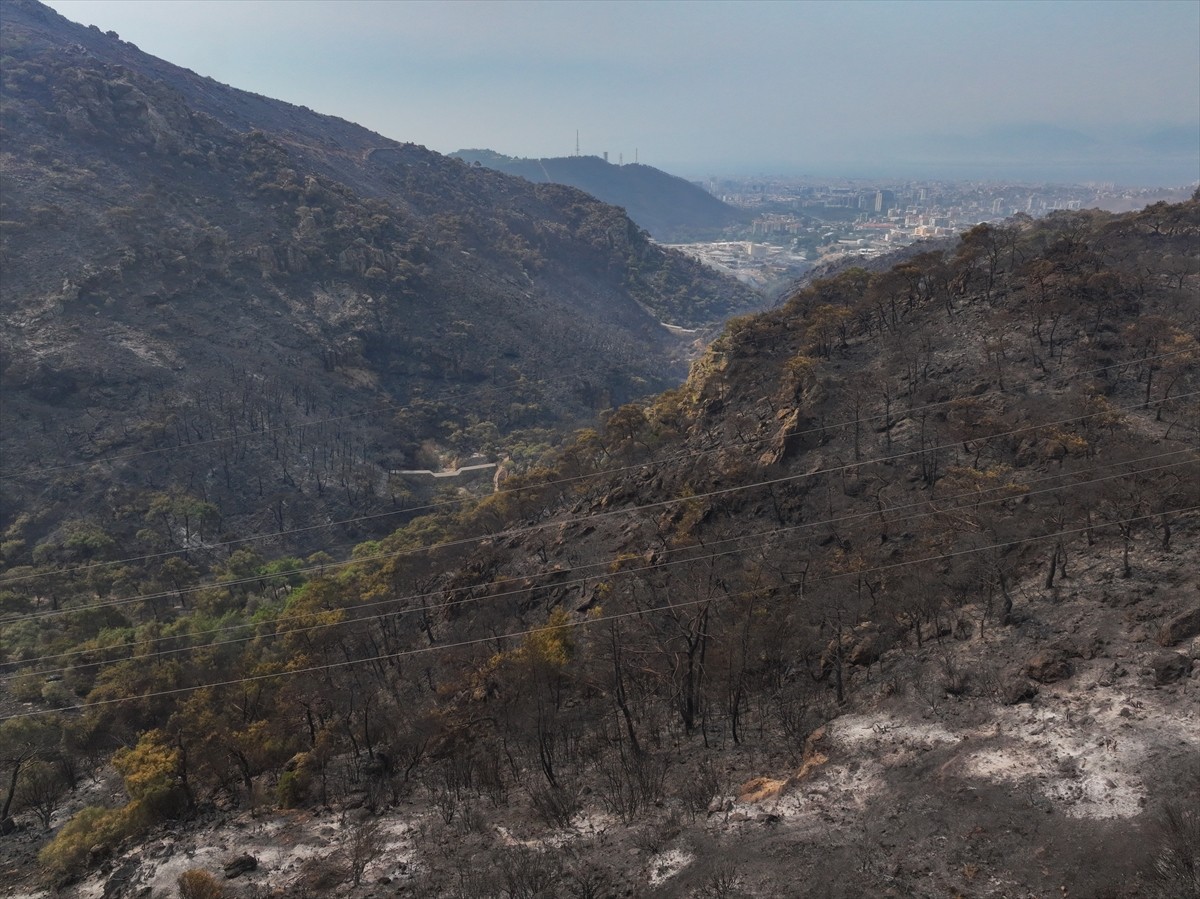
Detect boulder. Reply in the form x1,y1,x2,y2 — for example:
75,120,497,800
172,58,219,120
1025,649,1072,684
1001,676,1039,705
847,630,883,667
1149,652,1189,685
223,854,258,879
1097,662,1128,687
87,843,110,866
99,860,140,899
1156,607,1200,647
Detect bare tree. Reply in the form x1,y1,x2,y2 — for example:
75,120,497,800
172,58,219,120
343,817,385,887
15,760,66,831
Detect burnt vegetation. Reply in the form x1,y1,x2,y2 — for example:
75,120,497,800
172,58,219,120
2,181,1198,895
0,0,760,574
2,2,1199,896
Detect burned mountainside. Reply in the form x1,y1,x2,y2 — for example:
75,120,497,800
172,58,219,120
0,0,760,563
1,196,1197,897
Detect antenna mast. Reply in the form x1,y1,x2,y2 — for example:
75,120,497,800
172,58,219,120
575,130,580,157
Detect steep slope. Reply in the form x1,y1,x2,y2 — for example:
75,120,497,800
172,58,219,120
0,0,760,561
3,200,1196,897
453,149,746,242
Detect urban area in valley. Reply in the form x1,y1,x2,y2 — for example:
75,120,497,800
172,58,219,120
670,176,1192,292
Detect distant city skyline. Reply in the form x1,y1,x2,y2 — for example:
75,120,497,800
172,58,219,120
40,0,1200,186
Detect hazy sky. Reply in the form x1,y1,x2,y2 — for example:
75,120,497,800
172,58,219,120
40,0,1200,184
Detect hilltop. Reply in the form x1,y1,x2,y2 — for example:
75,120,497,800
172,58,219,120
452,149,746,242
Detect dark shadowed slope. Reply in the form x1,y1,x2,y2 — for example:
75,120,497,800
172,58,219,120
0,0,759,558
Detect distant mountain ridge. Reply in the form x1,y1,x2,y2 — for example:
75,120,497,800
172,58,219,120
452,149,746,242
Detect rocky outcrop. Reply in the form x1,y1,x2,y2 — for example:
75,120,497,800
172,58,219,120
1157,606,1200,647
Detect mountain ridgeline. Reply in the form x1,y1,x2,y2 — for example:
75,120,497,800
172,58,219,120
452,149,747,242
0,0,761,561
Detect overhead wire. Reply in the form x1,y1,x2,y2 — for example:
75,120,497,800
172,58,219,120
4,450,1193,680
3,504,1195,724
9,240,1181,481
7,450,1189,675
0,343,1191,585
3,389,1196,624
0,308,812,483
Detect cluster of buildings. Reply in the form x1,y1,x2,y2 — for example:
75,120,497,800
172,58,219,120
662,240,795,292
672,178,1191,287
720,179,1108,245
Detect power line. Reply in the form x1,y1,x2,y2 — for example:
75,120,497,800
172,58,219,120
0,306,826,483
4,451,1192,681
2,346,1190,587
3,390,1194,625
3,506,1194,723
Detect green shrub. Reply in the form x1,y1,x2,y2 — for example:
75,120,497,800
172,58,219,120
38,805,136,881
10,671,43,703
40,681,73,708
113,729,189,821
276,748,314,806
